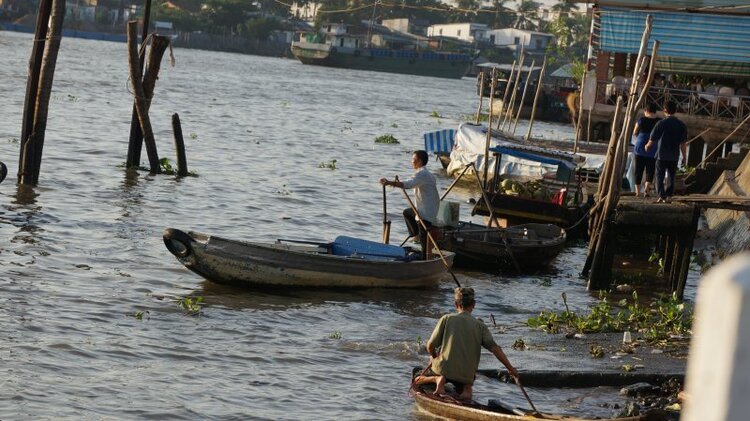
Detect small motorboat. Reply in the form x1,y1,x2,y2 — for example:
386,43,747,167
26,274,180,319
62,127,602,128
436,222,566,270
163,228,454,288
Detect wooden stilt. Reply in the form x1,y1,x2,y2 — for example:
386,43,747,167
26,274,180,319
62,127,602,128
675,206,701,299
125,0,153,168
18,0,52,182
496,59,516,130
475,72,485,124
127,21,160,174
502,47,525,131
525,56,547,141
482,69,498,188
172,113,188,177
18,0,65,185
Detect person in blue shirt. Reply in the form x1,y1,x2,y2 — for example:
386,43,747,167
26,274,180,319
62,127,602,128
632,103,661,197
645,102,688,203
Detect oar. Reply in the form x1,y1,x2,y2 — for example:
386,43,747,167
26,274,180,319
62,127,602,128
395,176,461,288
514,376,543,417
382,184,391,244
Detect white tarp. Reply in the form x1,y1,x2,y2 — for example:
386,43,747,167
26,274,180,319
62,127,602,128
445,123,602,180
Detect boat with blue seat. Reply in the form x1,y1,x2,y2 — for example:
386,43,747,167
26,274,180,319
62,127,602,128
163,228,454,288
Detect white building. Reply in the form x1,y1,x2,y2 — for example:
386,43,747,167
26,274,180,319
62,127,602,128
486,28,555,51
427,23,488,43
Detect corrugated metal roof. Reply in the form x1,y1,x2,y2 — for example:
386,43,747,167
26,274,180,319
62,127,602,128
599,7,750,63
580,1,750,14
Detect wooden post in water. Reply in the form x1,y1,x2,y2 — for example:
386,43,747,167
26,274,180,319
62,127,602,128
496,60,516,130
18,0,65,185
511,59,536,136
482,69,498,188
18,0,52,182
574,70,587,146
502,47,525,131
125,0,154,168
127,21,160,174
172,113,188,177
525,56,547,141
475,72,485,124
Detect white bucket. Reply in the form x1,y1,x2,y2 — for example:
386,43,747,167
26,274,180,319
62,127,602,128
437,201,460,228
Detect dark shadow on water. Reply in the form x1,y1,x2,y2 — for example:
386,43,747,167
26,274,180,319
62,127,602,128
195,280,448,317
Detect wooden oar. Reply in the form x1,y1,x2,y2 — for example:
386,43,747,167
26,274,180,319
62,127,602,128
382,184,391,244
514,376,543,418
395,176,461,288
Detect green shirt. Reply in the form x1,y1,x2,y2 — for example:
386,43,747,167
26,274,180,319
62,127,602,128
428,311,499,384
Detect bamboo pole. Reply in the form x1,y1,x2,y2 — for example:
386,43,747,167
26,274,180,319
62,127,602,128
172,113,188,177
18,0,65,185
475,72,485,124
525,56,547,141
502,48,525,131
18,0,52,182
440,163,473,201
511,59,535,136
496,60,516,130
482,69,498,188
574,69,587,148
127,21,160,174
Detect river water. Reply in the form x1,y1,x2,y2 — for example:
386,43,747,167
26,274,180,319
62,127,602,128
0,31,697,419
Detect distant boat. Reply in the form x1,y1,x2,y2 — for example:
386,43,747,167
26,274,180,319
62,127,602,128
163,228,454,288
291,25,472,79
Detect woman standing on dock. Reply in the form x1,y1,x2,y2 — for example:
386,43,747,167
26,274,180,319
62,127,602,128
632,103,661,197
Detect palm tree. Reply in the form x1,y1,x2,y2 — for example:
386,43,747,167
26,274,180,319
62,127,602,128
513,0,539,30
550,0,577,18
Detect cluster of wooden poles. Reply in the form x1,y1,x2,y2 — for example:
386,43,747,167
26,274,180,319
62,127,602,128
474,45,549,148
15,0,189,186
583,15,659,289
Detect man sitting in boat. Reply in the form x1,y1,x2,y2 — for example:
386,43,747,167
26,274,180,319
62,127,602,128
379,150,439,259
415,287,519,400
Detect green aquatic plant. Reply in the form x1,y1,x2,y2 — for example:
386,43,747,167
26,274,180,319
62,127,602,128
429,110,442,118
512,338,527,350
319,159,337,170
189,132,198,140
129,311,150,320
527,291,693,343
590,345,604,358
177,296,204,316
390,123,399,128
329,331,342,340
374,134,399,144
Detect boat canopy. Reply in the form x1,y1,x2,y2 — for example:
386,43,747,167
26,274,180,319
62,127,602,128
490,146,577,181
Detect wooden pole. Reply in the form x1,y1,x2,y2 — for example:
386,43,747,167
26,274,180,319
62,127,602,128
511,59,536,136
525,56,547,141
171,113,188,177
475,72,485,124
496,60,516,129
482,69,498,188
126,0,153,168
18,0,52,182
127,21,160,174
396,177,461,288
18,0,65,185
574,69,587,148
502,48,525,131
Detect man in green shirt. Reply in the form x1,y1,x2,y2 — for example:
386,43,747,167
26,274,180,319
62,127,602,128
415,287,518,400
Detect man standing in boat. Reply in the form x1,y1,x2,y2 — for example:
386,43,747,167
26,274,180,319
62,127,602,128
416,287,518,401
380,150,439,259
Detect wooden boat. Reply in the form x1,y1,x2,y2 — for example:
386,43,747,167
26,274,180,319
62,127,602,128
436,222,566,270
163,228,454,288
411,367,664,421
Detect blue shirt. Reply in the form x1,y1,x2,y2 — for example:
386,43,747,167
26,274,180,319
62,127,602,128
650,116,688,162
633,116,660,158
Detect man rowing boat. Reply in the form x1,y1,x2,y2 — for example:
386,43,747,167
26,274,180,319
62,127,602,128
415,287,519,401
379,150,439,259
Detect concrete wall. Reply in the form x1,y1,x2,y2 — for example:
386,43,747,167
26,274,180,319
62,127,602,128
705,152,750,255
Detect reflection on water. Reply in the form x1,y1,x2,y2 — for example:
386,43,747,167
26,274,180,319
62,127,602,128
0,30,696,419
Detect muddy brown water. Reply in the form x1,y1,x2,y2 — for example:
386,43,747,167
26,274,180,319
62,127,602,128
0,31,698,419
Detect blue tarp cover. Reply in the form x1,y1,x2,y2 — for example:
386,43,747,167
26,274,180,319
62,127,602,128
332,236,406,260
489,146,577,170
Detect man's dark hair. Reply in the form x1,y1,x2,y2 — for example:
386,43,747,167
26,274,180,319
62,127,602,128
646,103,658,113
664,101,677,114
414,150,429,166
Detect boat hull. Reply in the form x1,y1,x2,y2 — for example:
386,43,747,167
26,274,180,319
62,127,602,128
438,222,566,270
291,43,471,79
163,229,454,288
